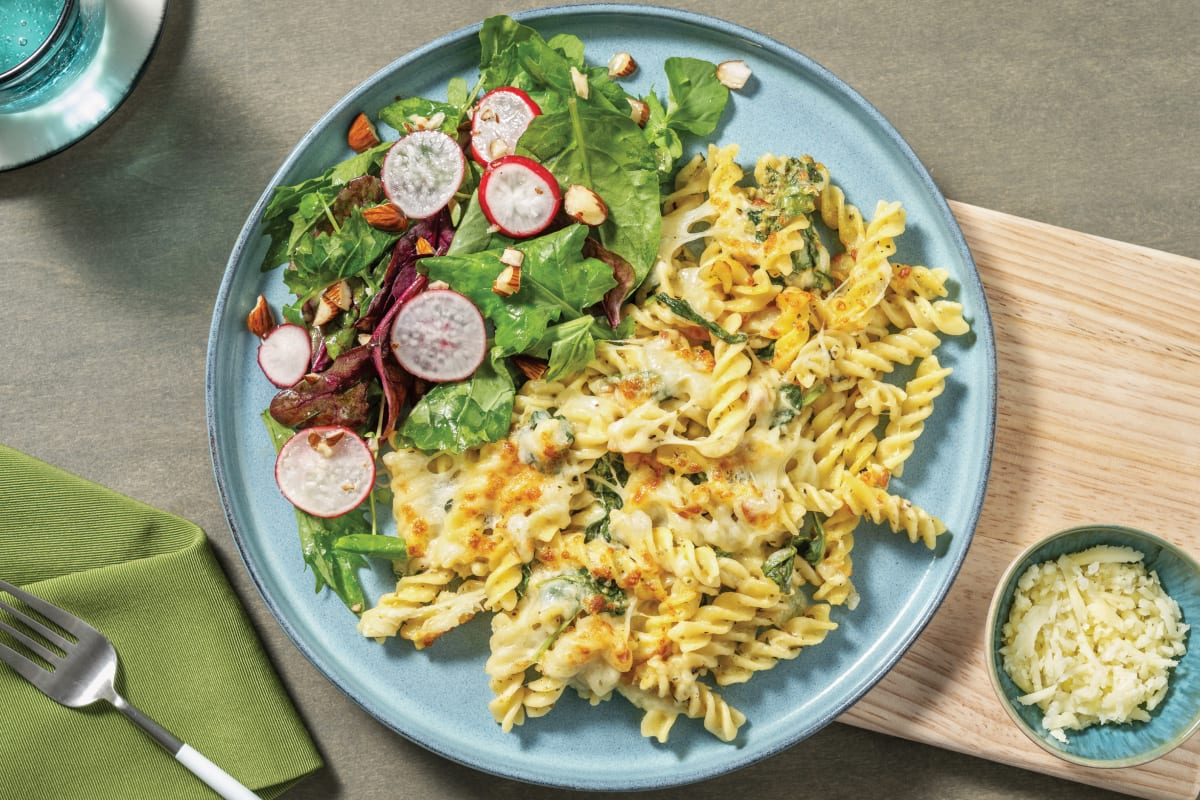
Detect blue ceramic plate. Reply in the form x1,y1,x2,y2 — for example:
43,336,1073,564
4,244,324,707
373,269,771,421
207,5,996,790
986,525,1200,767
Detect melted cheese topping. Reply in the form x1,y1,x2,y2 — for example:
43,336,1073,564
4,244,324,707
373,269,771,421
361,144,970,743
1000,545,1190,743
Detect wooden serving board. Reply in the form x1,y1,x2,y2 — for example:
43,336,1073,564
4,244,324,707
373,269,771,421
837,202,1200,799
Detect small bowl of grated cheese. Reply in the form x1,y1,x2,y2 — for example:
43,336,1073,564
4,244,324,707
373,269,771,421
985,524,1200,767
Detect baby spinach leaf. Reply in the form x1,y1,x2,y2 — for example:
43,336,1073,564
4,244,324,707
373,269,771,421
399,350,516,453
446,191,515,256
478,14,542,90
284,209,398,307
660,57,730,137
519,103,660,283
379,96,464,136
423,224,616,357
527,315,625,382
545,33,585,65
642,57,729,178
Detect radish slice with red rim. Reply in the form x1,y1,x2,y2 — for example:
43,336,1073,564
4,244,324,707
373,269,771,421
389,289,487,383
381,130,466,220
478,155,562,238
257,323,312,388
274,426,375,518
470,86,542,165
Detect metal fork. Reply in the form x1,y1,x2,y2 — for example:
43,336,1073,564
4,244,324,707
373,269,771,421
0,579,260,799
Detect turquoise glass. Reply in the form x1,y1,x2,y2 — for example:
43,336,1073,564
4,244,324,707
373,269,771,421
0,0,166,172
0,0,105,113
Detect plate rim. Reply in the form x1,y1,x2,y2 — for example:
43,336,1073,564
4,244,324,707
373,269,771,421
206,3,998,789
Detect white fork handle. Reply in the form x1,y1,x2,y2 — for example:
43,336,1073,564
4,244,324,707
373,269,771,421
111,694,260,800
176,745,261,800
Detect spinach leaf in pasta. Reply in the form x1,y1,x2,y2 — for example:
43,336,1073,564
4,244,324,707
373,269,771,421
798,512,827,566
540,568,629,616
584,454,628,542
763,513,828,592
770,382,825,428
653,293,747,344
763,546,797,592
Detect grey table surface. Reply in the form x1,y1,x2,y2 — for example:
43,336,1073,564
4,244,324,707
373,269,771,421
2,1,1198,798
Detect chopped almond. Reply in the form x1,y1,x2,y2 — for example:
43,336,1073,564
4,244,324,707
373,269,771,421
564,184,608,226
607,52,638,78
323,280,353,311
488,138,511,161
312,296,339,327
492,265,522,297
512,354,548,380
500,247,525,268
415,237,435,256
627,97,649,127
363,202,409,232
716,60,752,90
347,112,380,153
247,294,275,339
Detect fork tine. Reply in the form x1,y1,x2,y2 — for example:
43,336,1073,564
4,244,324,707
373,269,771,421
0,617,63,663
0,638,52,688
0,579,89,638
0,597,73,650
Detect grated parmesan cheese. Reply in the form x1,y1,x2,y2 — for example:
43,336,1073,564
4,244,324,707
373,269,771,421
999,545,1189,743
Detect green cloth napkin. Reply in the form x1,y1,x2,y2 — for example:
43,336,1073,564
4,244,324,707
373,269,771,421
0,445,323,799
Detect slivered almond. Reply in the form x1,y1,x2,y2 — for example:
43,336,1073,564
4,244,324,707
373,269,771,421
564,184,608,226
512,354,548,380
607,51,637,78
247,294,275,339
492,265,522,296
716,59,752,90
363,202,409,232
627,97,649,127
347,112,380,153
570,66,590,99
415,236,435,256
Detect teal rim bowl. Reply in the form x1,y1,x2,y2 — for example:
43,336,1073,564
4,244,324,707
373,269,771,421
985,524,1200,768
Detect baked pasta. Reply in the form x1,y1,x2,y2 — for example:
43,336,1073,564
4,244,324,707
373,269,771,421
359,143,969,742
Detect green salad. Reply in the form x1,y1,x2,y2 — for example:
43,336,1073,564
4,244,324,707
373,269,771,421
250,14,740,610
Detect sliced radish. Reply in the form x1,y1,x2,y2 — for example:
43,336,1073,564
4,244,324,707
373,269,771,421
257,323,312,388
389,289,487,382
274,426,375,518
478,155,562,238
380,130,466,220
470,86,542,165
